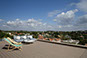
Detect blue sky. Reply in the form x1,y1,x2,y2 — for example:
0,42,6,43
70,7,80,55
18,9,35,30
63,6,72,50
0,0,78,20
0,0,87,31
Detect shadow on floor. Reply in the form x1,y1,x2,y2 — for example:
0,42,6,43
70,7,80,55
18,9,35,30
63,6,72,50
22,42,34,45
2,44,19,50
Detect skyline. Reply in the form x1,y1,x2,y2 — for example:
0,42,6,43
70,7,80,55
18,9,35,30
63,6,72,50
0,0,87,31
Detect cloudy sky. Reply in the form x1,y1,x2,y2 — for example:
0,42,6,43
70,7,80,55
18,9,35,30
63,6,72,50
0,0,87,31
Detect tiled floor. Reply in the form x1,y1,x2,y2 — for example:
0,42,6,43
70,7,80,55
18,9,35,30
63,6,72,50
0,41,86,58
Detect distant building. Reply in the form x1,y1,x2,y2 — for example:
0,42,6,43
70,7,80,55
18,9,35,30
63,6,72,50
62,39,79,45
38,34,44,39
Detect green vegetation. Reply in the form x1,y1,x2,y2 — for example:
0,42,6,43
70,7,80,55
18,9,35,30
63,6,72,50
0,30,87,45
0,30,13,39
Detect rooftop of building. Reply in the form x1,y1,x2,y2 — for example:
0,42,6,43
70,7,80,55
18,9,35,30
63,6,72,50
0,41,87,58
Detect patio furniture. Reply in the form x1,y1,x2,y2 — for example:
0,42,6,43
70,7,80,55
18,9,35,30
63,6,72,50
14,35,24,42
7,37,22,45
3,38,22,51
23,38,37,43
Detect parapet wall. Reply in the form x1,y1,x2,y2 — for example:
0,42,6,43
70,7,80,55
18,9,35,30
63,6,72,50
37,39,87,49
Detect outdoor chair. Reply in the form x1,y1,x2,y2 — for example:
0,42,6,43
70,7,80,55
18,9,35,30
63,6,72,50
3,38,22,51
7,37,22,45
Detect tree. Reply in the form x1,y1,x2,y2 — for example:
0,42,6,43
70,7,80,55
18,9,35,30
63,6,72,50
0,32,5,39
79,39,87,45
0,32,13,39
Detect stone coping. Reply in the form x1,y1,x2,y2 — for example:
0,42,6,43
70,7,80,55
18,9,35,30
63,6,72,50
37,39,87,49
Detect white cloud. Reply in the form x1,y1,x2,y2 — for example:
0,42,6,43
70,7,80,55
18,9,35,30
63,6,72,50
76,14,87,25
58,25,62,28
43,23,47,25
2,18,56,31
48,10,61,17
52,9,87,31
1,17,87,31
53,19,57,21
54,9,78,25
0,19,4,21
16,18,20,21
64,25,73,27
70,3,76,6
27,18,37,23
68,14,87,31
76,0,87,12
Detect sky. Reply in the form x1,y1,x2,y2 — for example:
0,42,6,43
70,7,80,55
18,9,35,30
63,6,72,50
0,0,87,31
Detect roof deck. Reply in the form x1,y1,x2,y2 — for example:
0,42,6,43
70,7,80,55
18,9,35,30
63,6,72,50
0,41,87,58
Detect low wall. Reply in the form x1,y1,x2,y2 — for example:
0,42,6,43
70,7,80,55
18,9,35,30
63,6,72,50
37,39,87,49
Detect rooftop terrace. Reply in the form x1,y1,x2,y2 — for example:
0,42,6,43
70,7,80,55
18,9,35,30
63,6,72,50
0,41,87,58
